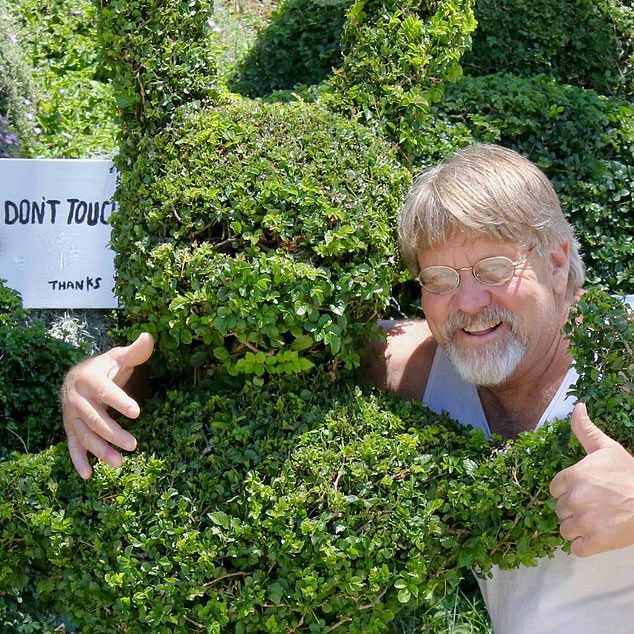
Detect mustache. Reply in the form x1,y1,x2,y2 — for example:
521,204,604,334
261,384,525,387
442,306,519,338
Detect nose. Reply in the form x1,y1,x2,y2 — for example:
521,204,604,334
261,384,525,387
451,271,492,313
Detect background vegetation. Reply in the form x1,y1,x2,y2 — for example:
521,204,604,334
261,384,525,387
1,0,633,631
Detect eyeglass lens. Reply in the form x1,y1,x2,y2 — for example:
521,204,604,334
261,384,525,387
474,257,516,284
419,256,517,293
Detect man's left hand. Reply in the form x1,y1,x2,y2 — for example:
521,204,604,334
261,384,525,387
549,402,634,557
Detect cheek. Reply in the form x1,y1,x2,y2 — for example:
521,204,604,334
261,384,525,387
510,294,557,339
421,296,448,340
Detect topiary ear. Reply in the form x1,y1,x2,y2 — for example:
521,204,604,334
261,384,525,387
323,0,477,162
96,0,222,135
226,0,477,163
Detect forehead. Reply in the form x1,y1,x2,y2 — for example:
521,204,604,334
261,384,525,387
418,232,523,267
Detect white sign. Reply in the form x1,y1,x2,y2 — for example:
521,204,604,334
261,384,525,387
0,158,118,308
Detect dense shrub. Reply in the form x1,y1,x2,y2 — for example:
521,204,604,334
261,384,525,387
463,0,634,98
410,74,634,294
0,378,478,632
0,281,85,457
111,97,411,377
0,291,631,631
0,1,39,156
229,0,349,98
10,0,118,157
324,0,476,162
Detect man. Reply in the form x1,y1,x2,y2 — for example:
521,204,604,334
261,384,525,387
62,144,634,632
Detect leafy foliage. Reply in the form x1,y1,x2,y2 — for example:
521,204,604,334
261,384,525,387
0,292,631,630
566,288,634,436
0,281,85,457
0,1,40,156
229,0,350,98
7,0,118,157
463,0,634,99
2,0,633,630
111,97,411,378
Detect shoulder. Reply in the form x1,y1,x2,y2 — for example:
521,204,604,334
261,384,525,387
362,319,438,401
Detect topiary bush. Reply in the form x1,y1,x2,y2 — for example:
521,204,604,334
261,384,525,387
101,0,478,379
0,281,86,457
0,290,631,631
111,96,411,378
463,0,634,99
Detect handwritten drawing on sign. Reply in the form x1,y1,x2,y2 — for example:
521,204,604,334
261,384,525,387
0,158,118,308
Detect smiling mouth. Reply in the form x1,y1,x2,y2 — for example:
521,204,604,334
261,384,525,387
444,307,518,343
462,321,503,336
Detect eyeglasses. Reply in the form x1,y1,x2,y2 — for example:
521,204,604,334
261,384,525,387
417,250,532,295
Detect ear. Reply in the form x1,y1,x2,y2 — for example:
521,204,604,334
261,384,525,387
549,241,570,296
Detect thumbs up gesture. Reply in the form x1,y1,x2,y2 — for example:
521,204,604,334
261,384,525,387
549,402,634,557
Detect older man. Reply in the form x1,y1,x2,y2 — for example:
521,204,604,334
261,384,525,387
366,143,634,633
62,144,634,633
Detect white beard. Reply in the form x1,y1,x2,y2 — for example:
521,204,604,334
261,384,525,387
441,307,528,386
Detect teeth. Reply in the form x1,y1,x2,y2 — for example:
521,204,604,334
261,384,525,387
463,321,501,333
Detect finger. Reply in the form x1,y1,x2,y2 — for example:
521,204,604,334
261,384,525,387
549,469,569,499
69,418,124,472
554,495,572,521
570,535,594,558
76,377,141,420
67,432,93,480
571,402,616,454
110,332,154,374
72,397,137,452
559,515,579,542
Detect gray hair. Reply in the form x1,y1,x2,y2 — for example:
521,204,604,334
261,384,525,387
398,144,585,293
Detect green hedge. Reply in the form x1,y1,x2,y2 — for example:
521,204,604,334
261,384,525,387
96,0,221,134
1,291,632,631
2,0,633,629
463,0,634,98
0,281,85,457
229,0,350,98
324,0,476,161
111,97,411,377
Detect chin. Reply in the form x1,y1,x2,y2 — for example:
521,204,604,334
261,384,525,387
445,337,527,386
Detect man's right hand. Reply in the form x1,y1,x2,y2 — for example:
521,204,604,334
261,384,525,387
62,332,155,479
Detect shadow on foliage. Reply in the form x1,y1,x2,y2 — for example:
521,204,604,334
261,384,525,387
463,0,633,97
228,0,351,98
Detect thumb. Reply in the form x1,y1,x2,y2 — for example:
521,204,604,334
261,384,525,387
571,402,615,454
113,332,155,368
